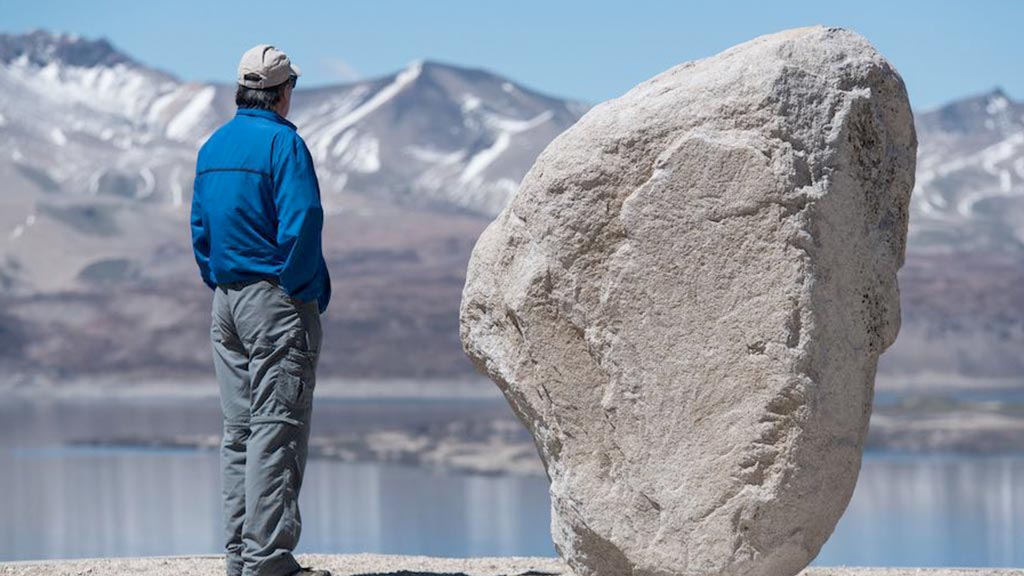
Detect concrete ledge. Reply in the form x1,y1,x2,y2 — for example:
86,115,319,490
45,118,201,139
0,554,1021,575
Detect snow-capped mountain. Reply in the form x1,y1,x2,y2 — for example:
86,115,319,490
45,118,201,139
0,30,231,155
0,30,587,382
910,88,1024,252
0,30,585,295
0,30,586,220
0,30,1021,386
292,60,586,214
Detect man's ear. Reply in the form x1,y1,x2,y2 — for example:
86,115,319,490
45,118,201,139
276,84,292,116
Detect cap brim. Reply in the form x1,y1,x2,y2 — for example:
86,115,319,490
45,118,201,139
289,63,302,78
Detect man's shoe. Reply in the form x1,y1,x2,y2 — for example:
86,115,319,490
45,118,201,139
290,568,331,576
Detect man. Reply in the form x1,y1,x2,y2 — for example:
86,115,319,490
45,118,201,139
190,44,332,576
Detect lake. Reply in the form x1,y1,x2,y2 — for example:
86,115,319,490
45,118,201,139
0,396,1021,567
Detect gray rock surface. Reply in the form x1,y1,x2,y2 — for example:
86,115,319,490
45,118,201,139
460,26,916,576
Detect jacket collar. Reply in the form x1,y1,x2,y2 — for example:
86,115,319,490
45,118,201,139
235,108,297,130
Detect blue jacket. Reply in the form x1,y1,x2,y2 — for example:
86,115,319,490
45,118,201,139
190,108,331,314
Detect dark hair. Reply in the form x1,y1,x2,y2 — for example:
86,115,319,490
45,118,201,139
235,75,297,110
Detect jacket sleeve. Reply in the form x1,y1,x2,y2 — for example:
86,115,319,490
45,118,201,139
190,175,216,290
272,132,324,301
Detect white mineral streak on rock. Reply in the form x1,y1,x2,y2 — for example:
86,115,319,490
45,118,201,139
459,26,916,576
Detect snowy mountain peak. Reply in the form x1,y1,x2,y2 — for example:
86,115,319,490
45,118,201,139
0,29,211,143
921,87,1020,138
286,56,586,214
984,86,1009,100
0,34,588,216
405,58,426,73
982,87,1011,113
396,58,424,86
912,88,1024,252
0,29,137,70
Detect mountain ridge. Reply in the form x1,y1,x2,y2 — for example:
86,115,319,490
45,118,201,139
0,29,142,70
0,29,1021,385
0,29,589,216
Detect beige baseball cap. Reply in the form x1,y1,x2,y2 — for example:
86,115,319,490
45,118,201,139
237,44,302,89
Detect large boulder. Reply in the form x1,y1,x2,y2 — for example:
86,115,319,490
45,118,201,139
459,26,916,576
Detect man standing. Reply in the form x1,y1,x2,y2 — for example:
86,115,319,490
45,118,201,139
190,44,332,576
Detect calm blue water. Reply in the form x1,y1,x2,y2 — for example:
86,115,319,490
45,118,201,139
0,397,1021,567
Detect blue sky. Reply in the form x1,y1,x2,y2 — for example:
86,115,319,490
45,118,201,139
2,0,1021,110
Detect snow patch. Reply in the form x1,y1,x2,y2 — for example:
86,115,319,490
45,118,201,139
462,94,482,112
50,127,67,146
312,61,422,161
405,145,465,165
338,134,380,173
299,88,368,158
330,130,358,158
501,82,516,94
138,167,156,198
170,165,183,208
6,58,166,120
147,89,181,126
495,178,519,194
460,132,510,184
980,133,1024,174
88,171,103,195
987,96,1009,115
333,172,349,193
458,110,553,185
9,213,36,241
39,62,61,83
166,86,215,142
483,110,553,132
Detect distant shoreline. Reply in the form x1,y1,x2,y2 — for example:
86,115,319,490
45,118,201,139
5,377,1024,459
2,373,1021,400
0,377,505,401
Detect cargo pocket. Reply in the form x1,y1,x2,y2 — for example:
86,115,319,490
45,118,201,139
277,347,316,410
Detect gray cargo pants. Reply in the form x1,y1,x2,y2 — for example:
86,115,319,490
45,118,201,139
210,278,322,576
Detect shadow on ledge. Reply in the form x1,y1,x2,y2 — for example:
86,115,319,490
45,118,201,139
350,570,562,576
